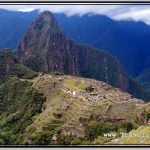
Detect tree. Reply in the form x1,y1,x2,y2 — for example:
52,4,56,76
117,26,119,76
85,121,118,141
119,122,133,132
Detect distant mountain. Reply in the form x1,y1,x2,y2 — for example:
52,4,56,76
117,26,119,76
0,9,38,50
0,9,150,77
54,13,150,76
16,11,148,100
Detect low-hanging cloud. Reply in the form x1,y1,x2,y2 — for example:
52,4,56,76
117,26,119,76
1,5,150,24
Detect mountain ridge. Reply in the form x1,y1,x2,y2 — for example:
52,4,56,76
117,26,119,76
1,9,150,77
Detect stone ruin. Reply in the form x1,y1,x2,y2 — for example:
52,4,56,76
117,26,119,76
62,89,77,97
85,92,106,103
96,116,125,122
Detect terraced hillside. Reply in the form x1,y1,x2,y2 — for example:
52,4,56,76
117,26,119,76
8,73,148,145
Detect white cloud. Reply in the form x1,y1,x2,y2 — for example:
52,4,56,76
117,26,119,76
1,5,150,24
18,8,35,12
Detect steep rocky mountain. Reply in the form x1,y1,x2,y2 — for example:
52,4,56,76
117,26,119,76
0,73,149,145
1,9,150,78
0,9,38,50
16,11,148,100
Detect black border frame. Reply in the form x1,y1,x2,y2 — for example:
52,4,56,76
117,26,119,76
0,1,150,148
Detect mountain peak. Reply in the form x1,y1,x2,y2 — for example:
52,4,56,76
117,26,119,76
40,10,53,16
17,10,63,60
32,10,59,31
38,10,54,21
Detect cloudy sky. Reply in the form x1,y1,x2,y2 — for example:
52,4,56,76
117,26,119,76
1,5,150,24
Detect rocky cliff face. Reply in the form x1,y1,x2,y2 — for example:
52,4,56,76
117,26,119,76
17,11,79,75
17,11,148,100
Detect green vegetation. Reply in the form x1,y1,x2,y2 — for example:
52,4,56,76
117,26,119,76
119,126,150,144
30,131,54,145
0,73,148,145
92,136,110,145
25,122,62,145
118,122,133,132
57,135,82,145
0,50,38,86
85,121,118,141
146,113,150,120
85,121,134,142
10,64,38,79
0,77,46,145
49,71,64,76
64,79,87,91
